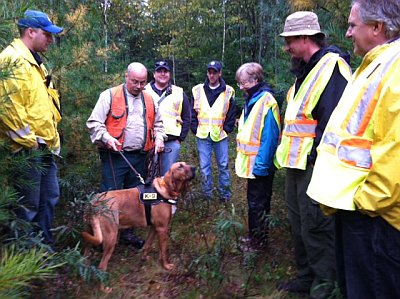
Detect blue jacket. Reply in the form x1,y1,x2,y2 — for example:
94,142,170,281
243,82,280,176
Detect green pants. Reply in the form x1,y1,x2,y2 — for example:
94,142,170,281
285,165,336,299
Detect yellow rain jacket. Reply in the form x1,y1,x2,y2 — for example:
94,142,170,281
307,39,400,230
0,38,61,153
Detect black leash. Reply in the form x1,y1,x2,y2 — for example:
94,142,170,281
145,148,161,182
117,150,145,185
145,146,173,182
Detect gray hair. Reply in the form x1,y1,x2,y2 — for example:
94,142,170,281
235,62,264,83
352,0,400,39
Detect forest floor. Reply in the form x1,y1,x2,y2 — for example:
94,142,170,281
32,133,305,299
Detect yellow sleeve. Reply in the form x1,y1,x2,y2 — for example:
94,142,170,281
354,75,400,216
0,58,37,148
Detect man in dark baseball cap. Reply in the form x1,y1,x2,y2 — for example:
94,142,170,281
207,60,222,72
18,10,63,34
191,59,237,203
154,60,171,72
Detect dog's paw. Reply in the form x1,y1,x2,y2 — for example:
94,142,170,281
163,263,174,270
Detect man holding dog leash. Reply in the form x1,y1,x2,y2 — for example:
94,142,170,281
87,62,166,249
145,60,191,175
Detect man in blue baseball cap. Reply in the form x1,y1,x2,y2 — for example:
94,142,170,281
191,60,237,202
0,10,63,249
18,10,63,34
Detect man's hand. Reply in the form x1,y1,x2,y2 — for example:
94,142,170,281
106,137,121,151
155,138,164,153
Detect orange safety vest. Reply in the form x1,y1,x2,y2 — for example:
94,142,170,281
105,84,155,151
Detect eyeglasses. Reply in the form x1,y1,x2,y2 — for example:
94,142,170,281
237,80,254,87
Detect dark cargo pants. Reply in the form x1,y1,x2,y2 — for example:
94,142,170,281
285,165,336,299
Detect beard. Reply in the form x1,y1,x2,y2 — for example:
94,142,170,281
290,57,306,76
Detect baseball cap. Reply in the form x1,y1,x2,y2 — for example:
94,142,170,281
207,60,222,72
280,11,325,37
155,60,171,71
17,10,63,34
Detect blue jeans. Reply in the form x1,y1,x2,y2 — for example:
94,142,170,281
160,140,181,175
99,150,147,191
336,210,400,299
196,136,231,199
15,154,60,244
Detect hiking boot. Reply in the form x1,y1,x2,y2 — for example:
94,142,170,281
277,278,311,294
119,229,144,249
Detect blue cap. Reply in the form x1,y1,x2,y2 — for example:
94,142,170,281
17,10,63,34
207,60,222,72
155,60,171,71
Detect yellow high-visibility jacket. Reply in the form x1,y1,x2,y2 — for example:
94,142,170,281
307,39,400,230
0,38,61,153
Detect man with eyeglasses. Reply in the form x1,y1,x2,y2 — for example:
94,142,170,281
87,62,166,249
191,60,237,202
145,60,191,175
274,11,351,298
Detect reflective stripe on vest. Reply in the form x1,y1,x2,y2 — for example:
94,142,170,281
145,85,183,136
192,84,234,142
320,49,400,169
275,53,351,170
236,92,280,178
105,84,155,151
307,40,400,210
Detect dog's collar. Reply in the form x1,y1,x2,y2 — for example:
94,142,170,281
159,178,180,198
163,199,177,205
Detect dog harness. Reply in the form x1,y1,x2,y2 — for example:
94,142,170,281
137,184,177,226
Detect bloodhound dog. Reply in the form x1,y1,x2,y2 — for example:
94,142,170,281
82,162,195,291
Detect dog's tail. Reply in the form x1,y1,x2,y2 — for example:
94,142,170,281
81,217,103,246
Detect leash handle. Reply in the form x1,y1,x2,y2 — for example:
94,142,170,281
118,151,145,185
